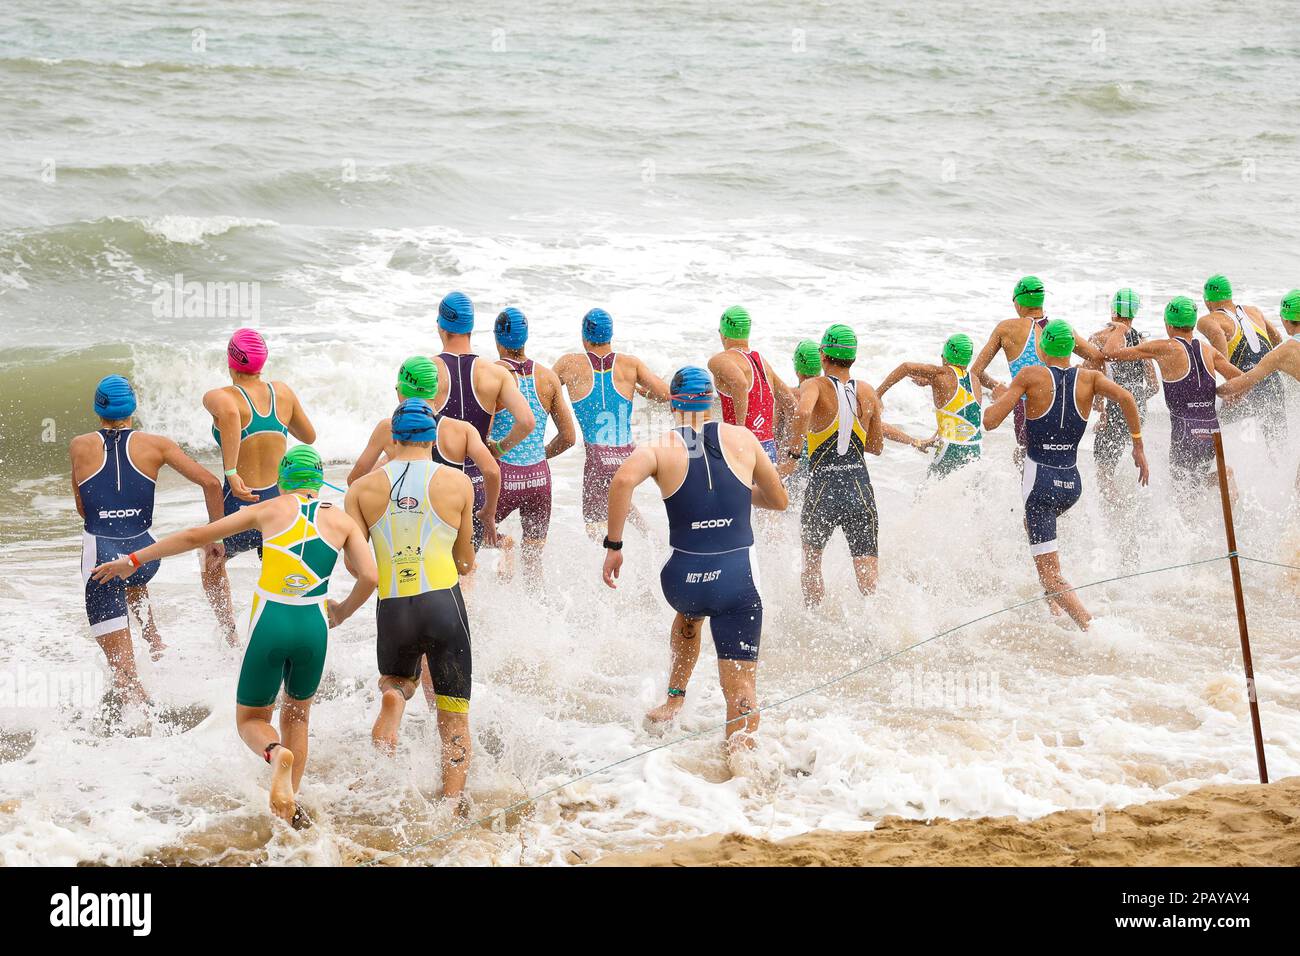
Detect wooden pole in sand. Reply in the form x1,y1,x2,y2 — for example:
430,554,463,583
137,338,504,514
1212,431,1268,784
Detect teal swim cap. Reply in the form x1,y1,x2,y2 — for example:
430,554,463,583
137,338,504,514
278,445,325,492
1013,275,1045,308
719,306,751,339
942,333,973,367
1203,274,1233,303
670,367,714,411
1039,319,1075,358
1112,288,1140,320
820,324,857,361
1165,296,1198,328
793,340,821,377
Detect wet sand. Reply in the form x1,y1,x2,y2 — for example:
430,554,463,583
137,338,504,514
597,776,1300,866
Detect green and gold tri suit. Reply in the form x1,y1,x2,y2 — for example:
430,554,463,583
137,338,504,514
929,364,982,478
369,460,472,713
236,495,340,707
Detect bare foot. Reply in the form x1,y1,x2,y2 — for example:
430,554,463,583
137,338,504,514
268,746,297,822
438,793,471,820
371,689,404,756
643,695,685,731
143,625,167,662
223,627,240,649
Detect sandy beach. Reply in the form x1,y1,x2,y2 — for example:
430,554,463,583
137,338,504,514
598,776,1300,866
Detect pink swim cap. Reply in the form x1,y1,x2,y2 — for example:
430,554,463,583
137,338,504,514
227,328,268,373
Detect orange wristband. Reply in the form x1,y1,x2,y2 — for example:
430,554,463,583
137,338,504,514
128,552,142,569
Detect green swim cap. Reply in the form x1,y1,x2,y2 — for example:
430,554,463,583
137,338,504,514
1203,274,1233,302
397,355,438,399
1164,296,1198,328
820,324,858,361
1281,289,1300,323
942,333,973,367
1039,319,1075,358
1013,275,1045,308
1112,288,1140,320
793,339,821,377
279,444,325,492
719,305,752,339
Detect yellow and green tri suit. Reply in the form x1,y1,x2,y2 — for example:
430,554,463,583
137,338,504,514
1217,306,1287,442
930,364,982,478
236,495,340,707
801,377,879,558
370,460,472,714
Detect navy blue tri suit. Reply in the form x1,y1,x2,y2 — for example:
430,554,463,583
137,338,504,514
78,429,161,637
1020,367,1088,556
660,422,762,663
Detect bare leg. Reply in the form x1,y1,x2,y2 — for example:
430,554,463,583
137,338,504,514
279,696,312,793
717,659,759,751
645,614,702,725
95,627,150,708
519,537,546,587
419,657,438,709
1033,551,1091,630
852,556,878,595
436,710,471,800
236,702,298,822
201,563,240,647
126,586,165,661
372,676,415,755
801,545,826,607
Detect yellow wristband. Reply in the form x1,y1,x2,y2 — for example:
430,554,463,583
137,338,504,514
1130,432,1142,441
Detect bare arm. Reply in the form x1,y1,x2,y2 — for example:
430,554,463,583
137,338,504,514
983,371,1030,431
462,425,500,546
1206,345,1242,383
970,328,1004,389
765,362,797,441
543,371,577,459
279,383,316,444
327,514,377,626
1073,336,1105,369
859,383,885,456
1197,316,1229,356
161,438,224,523
69,438,87,520
708,353,750,424
1091,373,1149,485
602,445,657,589
748,433,788,512
492,370,535,455
877,361,936,397
348,421,388,486
92,505,264,581
203,388,253,500
442,479,470,575
1216,349,1279,398
635,357,671,403
1102,323,1171,363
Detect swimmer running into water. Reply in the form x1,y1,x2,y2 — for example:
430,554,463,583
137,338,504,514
489,307,577,585
1102,297,1241,496
93,446,377,824
783,324,886,604
346,401,476,804
876,332,983,479
985,320,1149,630
708,306,795,464
431,291,536,550
554,308,670,538
604,367,787,749
71,375,224,719
971,276,1103,462
202,328,317,644
1198,274,1288,449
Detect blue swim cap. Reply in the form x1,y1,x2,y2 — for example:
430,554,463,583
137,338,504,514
494,307,528,350
582,308,613,345
438,291,474,334
670,366,714,412
94,374,137,420
391,398,440,443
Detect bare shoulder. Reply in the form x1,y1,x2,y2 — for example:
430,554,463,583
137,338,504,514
202,384,236,408
435,463,473,498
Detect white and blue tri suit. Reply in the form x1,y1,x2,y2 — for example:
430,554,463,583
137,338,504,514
78,429,160,637
660,422,762,662
1021,367,1087,556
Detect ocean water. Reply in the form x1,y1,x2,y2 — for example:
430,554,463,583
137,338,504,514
1,0,1298,864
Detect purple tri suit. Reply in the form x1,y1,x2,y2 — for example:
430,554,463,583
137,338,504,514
1162,337,1221,481
438,352,493,548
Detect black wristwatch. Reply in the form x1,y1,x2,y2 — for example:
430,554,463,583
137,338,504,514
603,536,623,551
